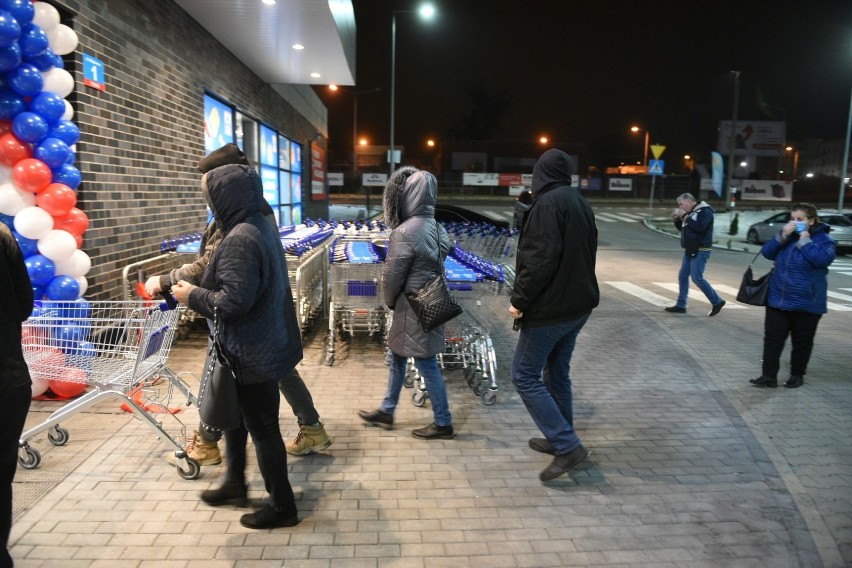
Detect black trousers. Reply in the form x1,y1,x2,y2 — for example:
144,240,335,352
1,383,31,568
762,306,822,379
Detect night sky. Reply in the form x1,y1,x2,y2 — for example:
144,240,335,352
314,1,852,171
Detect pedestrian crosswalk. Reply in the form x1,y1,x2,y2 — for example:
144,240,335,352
832,259,852,276
604,281,852,312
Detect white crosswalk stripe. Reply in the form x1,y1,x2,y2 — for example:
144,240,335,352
596,212,639,223
604,281,852,312
482,210,514,221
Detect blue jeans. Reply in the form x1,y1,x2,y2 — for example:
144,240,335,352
676,250,721,307
511,314,590,455
224,380,296,509
380,352,452,427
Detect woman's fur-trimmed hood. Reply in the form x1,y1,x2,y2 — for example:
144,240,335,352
383,167,437,229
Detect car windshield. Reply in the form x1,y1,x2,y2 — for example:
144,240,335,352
825,216,852,226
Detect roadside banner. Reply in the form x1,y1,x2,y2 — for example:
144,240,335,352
711,152,723,196
740,180,792,201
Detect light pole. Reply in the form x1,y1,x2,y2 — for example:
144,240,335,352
725,71,741,210
840,84,852,211
389,3,435,176
630,125,650,169
328,85,380,179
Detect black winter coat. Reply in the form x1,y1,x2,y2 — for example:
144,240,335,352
382,167,451,358
511,149,599,328
1,223,33,395
186,165,302,384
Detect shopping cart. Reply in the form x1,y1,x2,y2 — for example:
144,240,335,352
324,236,388,366
407,249,504,406
281,226,334,334
442,221,518,264
18,299,202,480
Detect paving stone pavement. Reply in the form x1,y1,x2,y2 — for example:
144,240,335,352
9,286,851,567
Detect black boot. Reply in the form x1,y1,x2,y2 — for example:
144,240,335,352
200,481,248,507
240,503,299,529
749,375,777,388
784,375,804,388
358,409,394,429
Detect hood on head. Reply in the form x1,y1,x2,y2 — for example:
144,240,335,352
203,164,262,232
198,143,250,174
383,167,437,228
532,149,573,198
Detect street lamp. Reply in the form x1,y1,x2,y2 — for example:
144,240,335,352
389,3,435,175
785,146,799,180
328,85,380,178
630,125,650,169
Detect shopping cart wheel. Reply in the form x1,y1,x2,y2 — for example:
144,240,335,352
47,426,69,446
18,445,41,469
463,367,477,384
176,457,201,480
412,390,427,407
481,389,497,406
473,382,486,396
324,353,335,366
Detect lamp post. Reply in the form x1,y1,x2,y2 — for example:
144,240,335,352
725,70,741,211
328,85,380,179
630,125,650,169
840,84,852,211
785,146,799,180
389,3,435,176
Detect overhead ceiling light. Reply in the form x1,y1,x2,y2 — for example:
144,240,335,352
292,44,305,50
310,72,321,78
262,0,276,5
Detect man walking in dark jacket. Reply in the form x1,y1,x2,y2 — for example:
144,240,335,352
665,193,726,316
1,222,34,566
509,149,599,482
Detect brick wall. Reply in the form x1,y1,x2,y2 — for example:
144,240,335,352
54,0,328,300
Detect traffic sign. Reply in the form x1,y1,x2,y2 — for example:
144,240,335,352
649,159,665,175
650,144,666,159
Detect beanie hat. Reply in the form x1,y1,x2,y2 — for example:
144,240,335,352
198,143,249,173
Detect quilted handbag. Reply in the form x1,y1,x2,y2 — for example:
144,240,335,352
736,252,773,307
406,273,463,332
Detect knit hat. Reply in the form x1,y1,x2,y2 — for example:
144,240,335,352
198,143,249,173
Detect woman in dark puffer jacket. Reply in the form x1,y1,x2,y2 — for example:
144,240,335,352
172,163,302,529
749,203,836,389
358,167,455,439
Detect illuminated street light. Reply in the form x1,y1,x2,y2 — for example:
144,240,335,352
327,85,380,178
539,136,549,145
426,139,435,147
630,125,650,169
390,4,436,174
359,138,368,146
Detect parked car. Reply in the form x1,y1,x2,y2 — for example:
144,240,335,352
746,210,852,253
513,190,533,229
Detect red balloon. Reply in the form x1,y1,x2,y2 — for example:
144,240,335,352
74,234,82,248
0,133,32,168
53,207,89,237
0,120,11,136
49,370,87,399
36,183,76,216
13,158,52,193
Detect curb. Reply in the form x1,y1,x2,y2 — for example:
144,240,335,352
642,219,761,254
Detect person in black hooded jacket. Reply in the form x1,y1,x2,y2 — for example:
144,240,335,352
172,163,302,530
0,222,33,567
509,149,599,482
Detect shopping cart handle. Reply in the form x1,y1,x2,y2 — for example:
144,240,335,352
159,291,178,311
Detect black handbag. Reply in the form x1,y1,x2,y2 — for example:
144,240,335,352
197,307,240,431
405,223,463,332
736,252,773,306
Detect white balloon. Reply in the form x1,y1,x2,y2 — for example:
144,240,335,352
48,24,78,56
38,229,77,262
31,375,50,397
54,249,91,278
0,183,36,215
42,68,74,98
13,206,54,240
62,99,74,121
75,276,88,296
33,2,61,32
0,165,12,184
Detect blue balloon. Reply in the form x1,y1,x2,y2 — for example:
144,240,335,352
65,339,95,371
52,53,63,69
0,42,20,71
49,120,79,145
12,110,49,143
4,0,33,27
13,230,38,256
34,137,70,169
0,87,24,119
52,163,81,189
59,297,91,321
19,23,48,57
45,275,79,301
0,10,20,48
24,46,56,71
25,254,56,286
29,91,65,125
32,283,45,301
52,324,86,349
0,212,13,228
7,62,43,97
